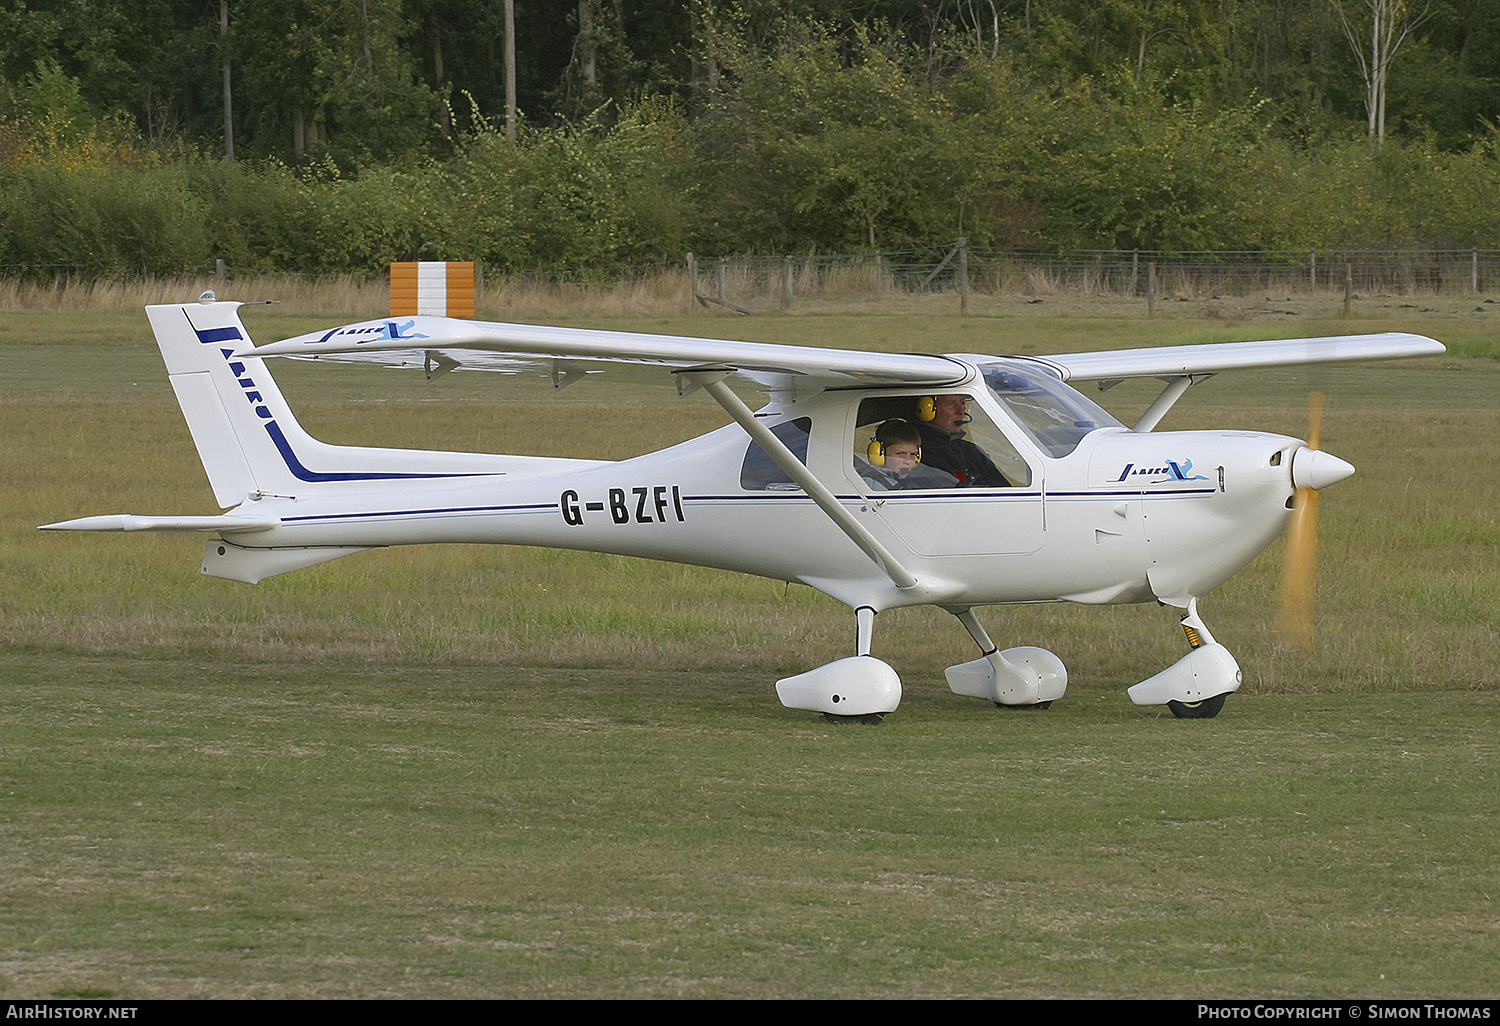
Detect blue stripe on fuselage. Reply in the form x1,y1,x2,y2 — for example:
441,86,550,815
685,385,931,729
262,420,482,483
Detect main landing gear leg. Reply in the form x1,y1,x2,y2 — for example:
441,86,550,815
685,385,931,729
774,605,900,723
1127,598,1242,718
944,608,1068,709
856,605,875,657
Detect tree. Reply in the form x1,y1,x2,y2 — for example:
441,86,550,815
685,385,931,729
690,21,958,251
1334,0,1433,145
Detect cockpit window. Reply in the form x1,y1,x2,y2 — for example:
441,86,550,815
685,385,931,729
853,397,1031,488
740,417,812,490
972,358,1122,458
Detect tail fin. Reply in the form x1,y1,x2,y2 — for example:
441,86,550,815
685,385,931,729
148,301,505,508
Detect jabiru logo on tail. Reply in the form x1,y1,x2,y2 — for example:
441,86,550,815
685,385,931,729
191,317,471,484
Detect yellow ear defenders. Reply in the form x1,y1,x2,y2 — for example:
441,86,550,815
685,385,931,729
921,395,970,426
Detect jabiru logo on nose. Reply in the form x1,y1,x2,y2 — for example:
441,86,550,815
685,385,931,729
1109,459,1209,484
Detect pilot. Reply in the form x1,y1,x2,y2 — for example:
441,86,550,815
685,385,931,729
915,394,1009,487
857,420,958,491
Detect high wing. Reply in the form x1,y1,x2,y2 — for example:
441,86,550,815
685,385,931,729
246,316,970,392
246,318,1444,388
1019,332,1445,382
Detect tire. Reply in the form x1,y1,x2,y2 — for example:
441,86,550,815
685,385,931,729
1167,694,1227,719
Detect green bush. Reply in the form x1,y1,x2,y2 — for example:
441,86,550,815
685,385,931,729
4,23,1498,281
0,161,207,275
190,158,325,272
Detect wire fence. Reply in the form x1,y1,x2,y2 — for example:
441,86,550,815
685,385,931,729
9,244,1500,315
686,243,1500,313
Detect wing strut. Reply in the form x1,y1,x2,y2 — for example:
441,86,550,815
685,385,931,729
1131,374,1213,432
681,370,920,592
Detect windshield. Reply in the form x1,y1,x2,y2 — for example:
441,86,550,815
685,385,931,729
966,358,1122,458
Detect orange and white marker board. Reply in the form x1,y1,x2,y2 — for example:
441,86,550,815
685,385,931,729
390,261,475,318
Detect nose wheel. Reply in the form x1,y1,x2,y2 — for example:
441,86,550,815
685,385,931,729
1128,599,1241,717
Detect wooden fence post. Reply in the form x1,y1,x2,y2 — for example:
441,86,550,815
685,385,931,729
957,237,969,315
686,252,697,314
1147,260,1157,317
781,255,794,310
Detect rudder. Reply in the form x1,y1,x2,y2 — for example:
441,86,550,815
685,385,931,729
148,301,297,507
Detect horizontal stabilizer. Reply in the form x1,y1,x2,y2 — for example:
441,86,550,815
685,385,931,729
40,514,277,533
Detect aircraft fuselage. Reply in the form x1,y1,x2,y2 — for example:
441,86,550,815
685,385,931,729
206,384,1304,614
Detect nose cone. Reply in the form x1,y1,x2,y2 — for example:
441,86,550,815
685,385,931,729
1292,446,1356,491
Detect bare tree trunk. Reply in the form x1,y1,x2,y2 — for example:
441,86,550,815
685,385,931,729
689,2,719,99
431,13,449,135
579,0,597,90
360,0,373,71
220,0,234,163
504,0,516,142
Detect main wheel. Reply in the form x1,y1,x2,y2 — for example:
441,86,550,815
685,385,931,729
1167,694,1227,719
822,712,887,725
994,701,1052,710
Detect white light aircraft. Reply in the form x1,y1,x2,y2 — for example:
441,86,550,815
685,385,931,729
43,298,1444,722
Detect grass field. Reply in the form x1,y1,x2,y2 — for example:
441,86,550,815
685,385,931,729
1,289,1496,998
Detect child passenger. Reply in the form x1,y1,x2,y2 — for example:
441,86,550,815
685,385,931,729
858,419,958,490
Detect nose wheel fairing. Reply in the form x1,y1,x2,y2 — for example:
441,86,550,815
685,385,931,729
1128,599,1242,715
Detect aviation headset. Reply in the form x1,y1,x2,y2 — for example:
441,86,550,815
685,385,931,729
918,394,970,424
